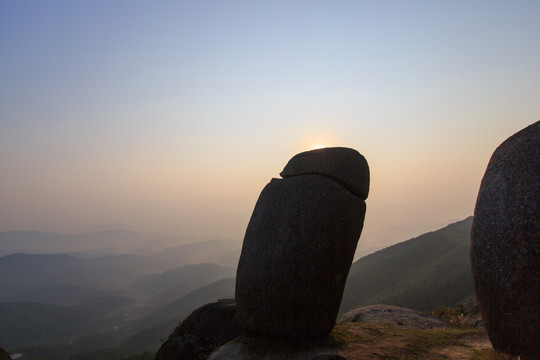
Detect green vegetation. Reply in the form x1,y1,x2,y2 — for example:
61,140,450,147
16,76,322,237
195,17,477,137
341,217,475,314
404,327,479,354
339,321,494,359
325,323,358,346
431,304,470,327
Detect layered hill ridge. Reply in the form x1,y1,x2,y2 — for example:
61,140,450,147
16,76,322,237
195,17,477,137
341,217,474,314
0,253,174,298
0,218,476,358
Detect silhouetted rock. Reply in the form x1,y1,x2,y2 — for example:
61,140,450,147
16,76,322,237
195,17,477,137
0,347,11,360
471,120,540,360
236,147,369,339
155,334,204,360
341,304,447,329
155,299,240,360
280,147,369,199
174,298,239,345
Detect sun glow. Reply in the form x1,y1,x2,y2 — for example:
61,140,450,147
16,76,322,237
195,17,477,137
312,144,326,150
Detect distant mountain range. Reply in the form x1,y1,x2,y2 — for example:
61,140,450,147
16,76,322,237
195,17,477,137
122,278,236,352
0,262,236,353
131,263,236,307
152,239,241,267
340,217,475,315
0,235,241,303
0,253,174,298
0,230,153,256
0,230,242,260
0,217,476,358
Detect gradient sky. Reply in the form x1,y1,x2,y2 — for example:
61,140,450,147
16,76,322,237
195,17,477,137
1,1,539,247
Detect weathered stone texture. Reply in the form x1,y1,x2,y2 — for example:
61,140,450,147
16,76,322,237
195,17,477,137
155,299,240,360
470,120,540,359
236,147,369,339
341,304,448,329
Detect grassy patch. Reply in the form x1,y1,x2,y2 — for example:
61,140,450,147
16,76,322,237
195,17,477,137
409,327,479,348
337,322,489,359
325,323,357,346
360,326,482,358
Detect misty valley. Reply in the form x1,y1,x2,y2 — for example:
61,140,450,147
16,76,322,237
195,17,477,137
0,218,476,359
0,231,241,359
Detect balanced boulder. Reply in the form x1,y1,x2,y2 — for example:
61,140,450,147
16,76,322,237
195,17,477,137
236,147,369,339
470,120,540,359
280,146,369,199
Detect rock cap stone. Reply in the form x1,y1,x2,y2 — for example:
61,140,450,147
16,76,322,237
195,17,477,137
280,147,369,199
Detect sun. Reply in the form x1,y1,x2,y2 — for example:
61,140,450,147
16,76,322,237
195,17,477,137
312,144,326,150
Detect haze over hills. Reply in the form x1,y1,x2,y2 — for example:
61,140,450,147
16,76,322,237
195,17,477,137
0,255,238,303
1,285,121,306
127,263,234,295
127,263,236,303
0,218,476,358
340,217,475,315
151,239,241,268
122,278,236,352
0,230,153,256
0,230,242,257
0,253,174,299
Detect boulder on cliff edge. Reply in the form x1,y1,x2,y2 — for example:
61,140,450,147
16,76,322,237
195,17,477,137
471,120,540,360
236,147,369,339
155,299,240,360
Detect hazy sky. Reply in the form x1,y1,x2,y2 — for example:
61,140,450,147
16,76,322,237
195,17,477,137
1,1,539,247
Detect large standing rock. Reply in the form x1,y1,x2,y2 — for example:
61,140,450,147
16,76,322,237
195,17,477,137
236,147,369,339
470,120,540,359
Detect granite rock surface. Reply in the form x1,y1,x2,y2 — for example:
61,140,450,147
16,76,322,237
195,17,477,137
155,299,240,360
236,147,369,339
341,304,448,329
470,120,540,359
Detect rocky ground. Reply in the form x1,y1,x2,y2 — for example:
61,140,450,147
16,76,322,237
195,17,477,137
159,303,518,360
207,322,513,360
331,322,506,360
332,305,516,360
